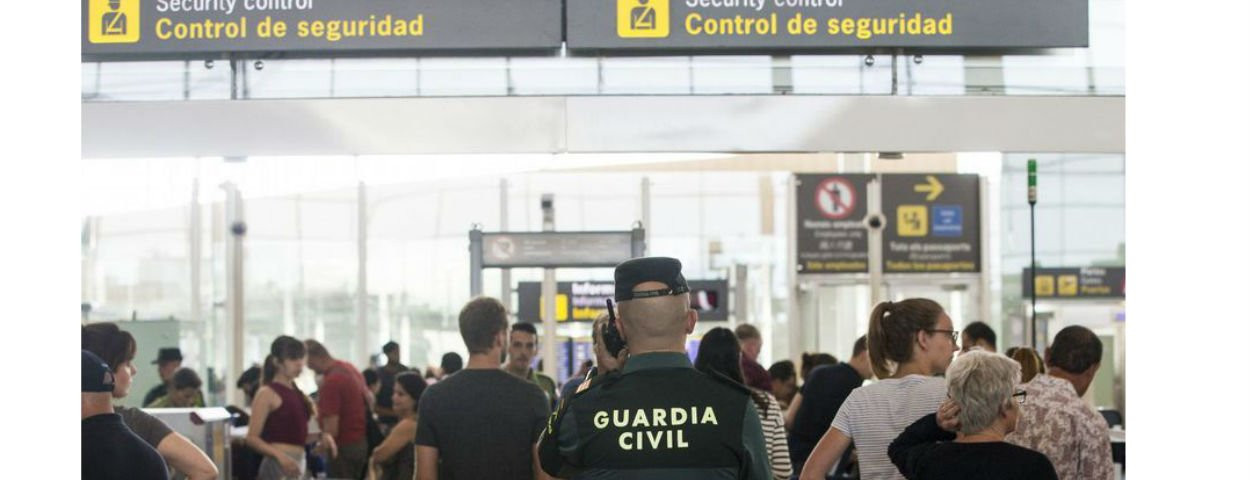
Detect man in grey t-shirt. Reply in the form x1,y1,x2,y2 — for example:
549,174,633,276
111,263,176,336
416,297,551,480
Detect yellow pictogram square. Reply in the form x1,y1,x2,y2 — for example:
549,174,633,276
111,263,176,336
1057,275,1078,296
89,0,140,44
617,0,669,38
542,294,571,322
897,205,928,237
1035,275,1055,297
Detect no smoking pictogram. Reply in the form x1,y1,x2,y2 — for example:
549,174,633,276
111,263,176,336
815,177,856,220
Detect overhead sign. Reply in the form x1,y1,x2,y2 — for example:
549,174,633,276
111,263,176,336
567,0,1088,52
1022,267,1125,299
479,231,642,269
82,0,562,60
517,279,730,323
882,174,980,273
795,174,872,274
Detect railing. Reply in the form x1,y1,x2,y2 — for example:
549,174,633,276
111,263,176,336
81,52,1124,101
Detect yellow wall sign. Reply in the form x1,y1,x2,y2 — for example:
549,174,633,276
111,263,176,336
539,294,572,322
1034,275,1055,297
1057,275,1078,296
617,0,669,38
89,0,140,44
897,205,928,237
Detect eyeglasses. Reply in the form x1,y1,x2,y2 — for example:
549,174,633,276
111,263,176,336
926,329,960,345
1012,389,1027,404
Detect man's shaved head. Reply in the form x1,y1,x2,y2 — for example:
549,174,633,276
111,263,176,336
617,281,695,351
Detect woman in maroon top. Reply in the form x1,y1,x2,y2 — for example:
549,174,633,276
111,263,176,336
247,336,337,480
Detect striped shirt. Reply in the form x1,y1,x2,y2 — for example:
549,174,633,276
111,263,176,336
830,375,948,480
757,391,792,480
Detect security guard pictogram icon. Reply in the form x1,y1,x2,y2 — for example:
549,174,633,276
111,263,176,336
617,0,669,38
89,0,140,44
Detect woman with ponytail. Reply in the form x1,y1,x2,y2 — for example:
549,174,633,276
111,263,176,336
247,336,336,479
799,299,958,480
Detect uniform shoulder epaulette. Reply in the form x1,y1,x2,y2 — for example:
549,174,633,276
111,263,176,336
701,369,754,396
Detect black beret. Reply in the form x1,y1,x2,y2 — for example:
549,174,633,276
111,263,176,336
614,256,690,302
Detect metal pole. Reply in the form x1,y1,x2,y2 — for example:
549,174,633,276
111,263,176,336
867,176,885,304
190,179,202,328
890,49,900,95
978,176,992,331
357,182,369,366
1028,159,1038,348
785,175,800,363
469,228,484,297
640,177,651,235
500,179,512,312
223,182,244,408
540,194,558,380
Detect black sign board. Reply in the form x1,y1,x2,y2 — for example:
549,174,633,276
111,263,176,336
795,174,872,274
82,0,562,61
566,0,1088,53
881,174,980,273
1022,267,1125,299
517,279,730,323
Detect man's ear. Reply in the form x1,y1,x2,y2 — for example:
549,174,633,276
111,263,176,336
685,309,698,334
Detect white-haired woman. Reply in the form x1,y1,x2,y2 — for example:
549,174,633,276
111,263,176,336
887,351,1058,480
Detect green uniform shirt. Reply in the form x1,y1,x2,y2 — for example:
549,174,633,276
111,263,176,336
527,368,559,408
539,352,771,479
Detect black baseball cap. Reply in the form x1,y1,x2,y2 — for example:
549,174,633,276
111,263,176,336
152,347,183,365
83,350,116,393
614,256,690,302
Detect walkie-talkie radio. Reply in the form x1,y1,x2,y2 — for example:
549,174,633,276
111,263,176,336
603,298,627,357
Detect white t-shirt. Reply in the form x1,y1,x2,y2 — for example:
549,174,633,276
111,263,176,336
829,374,948,480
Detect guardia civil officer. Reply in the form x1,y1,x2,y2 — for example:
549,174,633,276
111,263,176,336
538,256,771,479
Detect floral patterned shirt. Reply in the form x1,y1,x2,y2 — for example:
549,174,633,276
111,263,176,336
1006,374,1114,480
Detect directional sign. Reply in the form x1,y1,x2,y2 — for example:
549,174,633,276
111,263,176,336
480,231,638,268
881,174,980,273
796,174,872,274
1023,267,1125,299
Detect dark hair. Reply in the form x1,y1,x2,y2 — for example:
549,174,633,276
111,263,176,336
852,335,869,358
963,321,997,350
236,365,261,389
1048,326,1103,374
800,353,838,381
867,298,946,379
459,297,509,354
382,341,400,355
734,324,762,341
172,368,202,390
82,323,137,373
363,369,379,387
1005,347,1020,358
263,336,314,416
512,322,539,337
768,360,796,382
441,352,463,375
304,339,331,359
393,372,427,415
695,328,769,415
